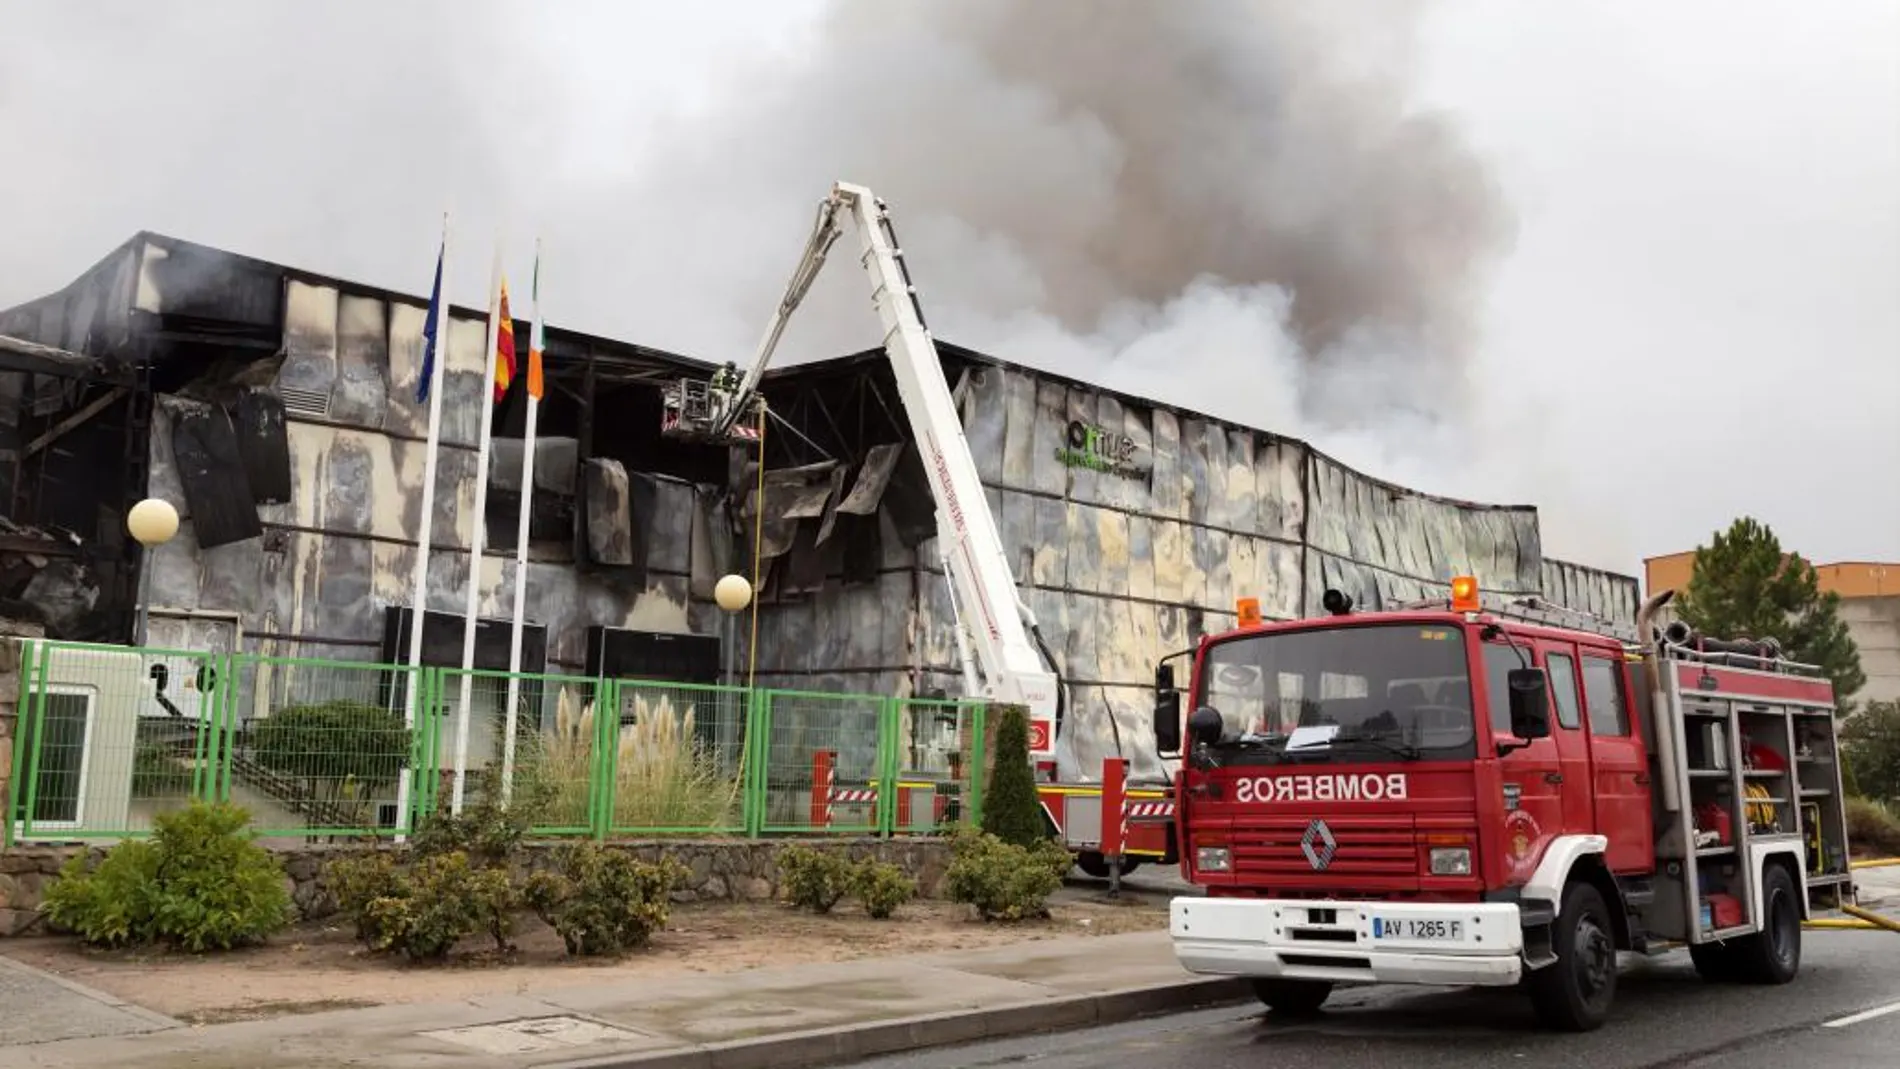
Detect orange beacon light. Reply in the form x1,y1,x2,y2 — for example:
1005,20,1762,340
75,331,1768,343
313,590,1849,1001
1236,596,1263,628
1450,575,1481,613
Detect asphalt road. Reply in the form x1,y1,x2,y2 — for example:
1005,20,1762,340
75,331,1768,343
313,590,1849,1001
837,930,1900,1069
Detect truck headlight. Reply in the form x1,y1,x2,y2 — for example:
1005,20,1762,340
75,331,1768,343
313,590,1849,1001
1429,847,1472,876
1196,846,1232,873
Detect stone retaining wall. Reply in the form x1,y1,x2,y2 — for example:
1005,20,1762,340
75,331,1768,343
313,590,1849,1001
0,837,956,937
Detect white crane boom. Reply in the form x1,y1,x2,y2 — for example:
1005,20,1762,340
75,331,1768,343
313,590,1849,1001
665,182,1063,759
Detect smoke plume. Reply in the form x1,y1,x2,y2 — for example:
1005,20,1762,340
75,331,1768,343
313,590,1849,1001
594,0,1516,453
2,0,1520,499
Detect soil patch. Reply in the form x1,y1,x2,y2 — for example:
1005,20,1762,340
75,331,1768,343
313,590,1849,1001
0,888,1165,1023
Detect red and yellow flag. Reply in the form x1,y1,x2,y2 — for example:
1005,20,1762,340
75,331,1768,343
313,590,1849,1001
492,278,517,403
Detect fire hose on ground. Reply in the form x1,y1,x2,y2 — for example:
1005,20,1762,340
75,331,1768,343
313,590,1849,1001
1801,857,1900,932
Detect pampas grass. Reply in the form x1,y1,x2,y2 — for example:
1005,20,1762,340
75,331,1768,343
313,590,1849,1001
514,685,742,831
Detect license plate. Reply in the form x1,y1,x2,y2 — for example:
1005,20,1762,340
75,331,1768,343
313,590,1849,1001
1372,917,1464,941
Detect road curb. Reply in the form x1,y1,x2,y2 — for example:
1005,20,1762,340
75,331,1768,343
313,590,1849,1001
551,976,1253,1069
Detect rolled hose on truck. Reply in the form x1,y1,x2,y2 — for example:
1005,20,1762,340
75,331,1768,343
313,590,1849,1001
1801,857,1900,932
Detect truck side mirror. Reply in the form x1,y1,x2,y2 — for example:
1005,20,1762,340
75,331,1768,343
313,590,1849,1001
1154,689,1182,754
1507,668,1551,740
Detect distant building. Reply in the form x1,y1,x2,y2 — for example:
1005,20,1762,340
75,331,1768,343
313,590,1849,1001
1644,552,1899,706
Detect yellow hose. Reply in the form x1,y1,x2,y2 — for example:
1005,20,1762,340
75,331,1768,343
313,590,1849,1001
1805,918,1882,930
746,402,766,690
1850,857,1900,870
1841,903,1900,933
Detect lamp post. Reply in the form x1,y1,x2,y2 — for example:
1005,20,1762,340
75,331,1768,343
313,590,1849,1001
713,574,753,770
713,574,753,689
126,498,180,648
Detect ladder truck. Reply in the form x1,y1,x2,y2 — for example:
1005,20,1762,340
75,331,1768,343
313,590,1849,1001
659,182,1177,871
1155,578,1859,1031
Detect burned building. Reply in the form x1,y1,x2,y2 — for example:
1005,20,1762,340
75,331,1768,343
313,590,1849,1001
0,232,1639,784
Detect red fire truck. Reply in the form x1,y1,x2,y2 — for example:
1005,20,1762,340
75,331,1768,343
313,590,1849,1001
1154,578,1856,1031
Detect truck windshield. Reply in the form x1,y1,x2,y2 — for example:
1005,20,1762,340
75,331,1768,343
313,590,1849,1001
1195,622,1478,762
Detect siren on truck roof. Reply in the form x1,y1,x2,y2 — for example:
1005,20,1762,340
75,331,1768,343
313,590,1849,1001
1450,574,1481,614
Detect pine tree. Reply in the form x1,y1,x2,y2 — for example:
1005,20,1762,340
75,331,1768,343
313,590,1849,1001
1675,516,1866,707
981,704,1050,849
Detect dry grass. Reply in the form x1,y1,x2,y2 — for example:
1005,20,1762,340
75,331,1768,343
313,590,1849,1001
515,686,742,831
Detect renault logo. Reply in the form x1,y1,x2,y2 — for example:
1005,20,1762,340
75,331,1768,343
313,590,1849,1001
1300,819,1338,871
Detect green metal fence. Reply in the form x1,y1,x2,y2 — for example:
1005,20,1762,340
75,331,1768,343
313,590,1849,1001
5,639,987,846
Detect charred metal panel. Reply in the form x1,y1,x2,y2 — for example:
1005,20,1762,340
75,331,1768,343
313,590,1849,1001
168,399,262,549
489,437,579,495
276,281,339,418
1301,450,1540,614
0,237,142,359
383,301,432,440
232,390,291,504
333,295,389,426
439,317,488,450
1540,558,1641,626
584,458,635,566
135,238,281,329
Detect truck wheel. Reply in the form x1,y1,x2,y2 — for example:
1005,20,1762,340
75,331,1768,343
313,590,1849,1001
1250,978,1332,1017
1528,881,1618,1032
1073,851,1140,879
1730,864,1802,985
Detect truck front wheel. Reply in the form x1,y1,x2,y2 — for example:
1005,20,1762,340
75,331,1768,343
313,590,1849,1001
1527,881,1618,1032
1250,978,1333,1017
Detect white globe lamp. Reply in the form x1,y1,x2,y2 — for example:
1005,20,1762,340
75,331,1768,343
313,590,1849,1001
127,498,180,547
714,573,754,613
126,497,180,648
713,573,753,690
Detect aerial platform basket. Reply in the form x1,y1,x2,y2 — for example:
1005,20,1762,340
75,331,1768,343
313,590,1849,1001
659,378,762,444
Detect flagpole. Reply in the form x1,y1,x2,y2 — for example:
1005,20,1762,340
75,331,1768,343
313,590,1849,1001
451,236,506,814
397,211,451,841
500,239,543,805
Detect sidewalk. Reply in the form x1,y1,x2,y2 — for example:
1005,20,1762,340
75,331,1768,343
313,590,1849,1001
1853,862,1900,910
0,930,1246,1069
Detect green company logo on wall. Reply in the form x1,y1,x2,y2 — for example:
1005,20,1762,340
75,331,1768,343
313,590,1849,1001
1057,419,1148,480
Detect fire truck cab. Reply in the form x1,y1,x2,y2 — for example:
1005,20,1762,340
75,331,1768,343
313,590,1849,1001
1156,580,1856,1032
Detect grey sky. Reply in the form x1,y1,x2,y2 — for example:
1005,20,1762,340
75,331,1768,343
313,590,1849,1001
1,0,1893,580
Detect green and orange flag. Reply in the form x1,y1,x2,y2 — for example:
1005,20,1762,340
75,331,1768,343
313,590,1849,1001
526,250,544,401
492,278,518,403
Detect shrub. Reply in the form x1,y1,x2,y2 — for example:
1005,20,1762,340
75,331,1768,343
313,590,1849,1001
1842,700,1900,803
327,768,544,962
524,843,687,956
778,844,854,913
944,828,1071,921
409,767,548,868
130,738,193,799
42,801,292,951
851,859,916,920
1846,796,1900,857
324,852,402,941
981,704,1049,850
249,699,412,807
358,850,521,961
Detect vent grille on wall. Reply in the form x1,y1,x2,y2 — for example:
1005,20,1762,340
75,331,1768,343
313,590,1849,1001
277,384,330,418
